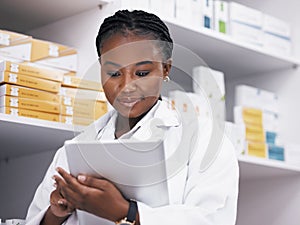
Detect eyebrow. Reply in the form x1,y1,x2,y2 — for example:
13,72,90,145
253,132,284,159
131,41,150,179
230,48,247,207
103,60,153,67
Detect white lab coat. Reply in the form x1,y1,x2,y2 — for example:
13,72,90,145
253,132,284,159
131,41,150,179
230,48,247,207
26,100,239,225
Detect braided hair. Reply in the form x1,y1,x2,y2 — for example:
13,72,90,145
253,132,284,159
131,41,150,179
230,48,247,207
96,10,173,61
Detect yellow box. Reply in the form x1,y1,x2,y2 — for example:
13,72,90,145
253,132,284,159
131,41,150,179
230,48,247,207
60,87,106,102
60,101,107,119
62,76,102,91
0,84,60,103
60,115,94,126
246,131,265,142
0,107,59,122
0,30,31,46
0,95,60,114
247,141,267,158
0,38,77,71
60,96,106,107
0,71,60,93
0,60,64,82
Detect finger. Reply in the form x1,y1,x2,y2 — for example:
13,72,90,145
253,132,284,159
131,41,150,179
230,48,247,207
56,167,75,185
53,175,76,201
56,167,81,192
77,175,110,191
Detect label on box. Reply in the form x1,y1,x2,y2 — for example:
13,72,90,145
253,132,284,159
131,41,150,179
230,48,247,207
10,108,19,116
9,97,19,107
63,96,72,105
63,76,72,85
10,63,19,73
66,106,74,115
8,73,18,83
0,33,10,46
10,86,19,96
49,44,59,57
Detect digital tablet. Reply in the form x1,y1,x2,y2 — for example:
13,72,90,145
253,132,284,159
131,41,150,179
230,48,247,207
65,139,169,207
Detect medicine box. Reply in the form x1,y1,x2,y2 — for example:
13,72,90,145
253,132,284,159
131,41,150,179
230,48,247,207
0,95,60,114
60,87,106,102
0,107,60,122
62,76,102,91
214,0,228,34
0,60,64,82
0,84,60,103
0,38,77,71
0,71,61,93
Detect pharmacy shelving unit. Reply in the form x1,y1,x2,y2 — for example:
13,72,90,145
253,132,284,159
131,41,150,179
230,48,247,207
238,155,300,180
1,1,300,224
164,14,300,225
0,114,82,160
164,18,300,79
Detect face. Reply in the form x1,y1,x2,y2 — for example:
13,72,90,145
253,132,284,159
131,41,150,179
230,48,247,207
100,33,171,118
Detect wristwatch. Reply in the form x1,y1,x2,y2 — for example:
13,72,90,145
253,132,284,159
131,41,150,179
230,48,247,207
115,199,137,225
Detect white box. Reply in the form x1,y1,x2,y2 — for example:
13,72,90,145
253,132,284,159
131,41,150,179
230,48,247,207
192,66,225,98
175,0,192,26
235,85,279,114
150,0,174,21
190,0,203,29
120,0,150,12
201,0,213,29
225,121,246,155
192,66,225,121
229,2,263,28
263,14,291,38
262,32,291,56
214,0,229,34
230,21,263,46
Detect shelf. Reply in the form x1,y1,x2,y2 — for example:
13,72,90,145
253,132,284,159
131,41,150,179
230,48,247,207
238,155,300,181
165,19,300,79
0,114,84,160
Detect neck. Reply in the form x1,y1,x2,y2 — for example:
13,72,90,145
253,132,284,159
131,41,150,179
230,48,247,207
115,101,158,138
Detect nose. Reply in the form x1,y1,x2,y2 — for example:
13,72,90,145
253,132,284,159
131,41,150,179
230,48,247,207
121,70,137,93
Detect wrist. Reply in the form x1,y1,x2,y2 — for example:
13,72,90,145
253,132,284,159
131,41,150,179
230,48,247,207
115,199,139,225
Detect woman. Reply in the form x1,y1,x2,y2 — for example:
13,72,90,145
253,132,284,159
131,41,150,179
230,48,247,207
26,10,239,225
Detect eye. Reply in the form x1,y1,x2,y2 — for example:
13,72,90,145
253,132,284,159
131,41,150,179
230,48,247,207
135,71,150,77
106,71,121,77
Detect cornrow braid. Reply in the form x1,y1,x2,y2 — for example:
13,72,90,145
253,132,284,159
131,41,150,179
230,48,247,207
96,10,173,61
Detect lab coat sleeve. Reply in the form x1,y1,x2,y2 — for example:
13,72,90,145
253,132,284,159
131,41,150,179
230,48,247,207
25,147,79,225
137,136,239,225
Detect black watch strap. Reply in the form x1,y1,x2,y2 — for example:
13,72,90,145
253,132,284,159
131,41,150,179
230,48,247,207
127,200,137,223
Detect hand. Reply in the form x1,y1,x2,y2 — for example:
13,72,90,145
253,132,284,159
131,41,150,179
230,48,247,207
49,184,75,218
53,167,129,222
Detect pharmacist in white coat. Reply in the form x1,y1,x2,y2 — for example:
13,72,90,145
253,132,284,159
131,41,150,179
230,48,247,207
26,9,239,225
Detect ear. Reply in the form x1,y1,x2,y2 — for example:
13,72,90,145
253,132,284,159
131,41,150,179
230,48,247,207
163,59,172,79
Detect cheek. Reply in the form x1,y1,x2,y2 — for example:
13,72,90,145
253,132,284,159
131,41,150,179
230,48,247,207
137,76,163,96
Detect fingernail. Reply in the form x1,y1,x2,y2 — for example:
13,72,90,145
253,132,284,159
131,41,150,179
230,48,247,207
78,175,86,182
51,175,55,180
53,183,57,188
55,167,59,172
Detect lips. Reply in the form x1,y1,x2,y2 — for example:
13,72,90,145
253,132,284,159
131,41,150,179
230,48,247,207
117,97,143,108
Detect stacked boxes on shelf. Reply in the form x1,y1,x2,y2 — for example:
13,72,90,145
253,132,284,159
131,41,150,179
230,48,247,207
234,85,284,161
214,1,229,34
0,60,63,122
192,66,225,122
262,14,291,56
60,76,107,126
0,29,108,126
228,2,263,46
0,30,77,71
143,0,293,56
